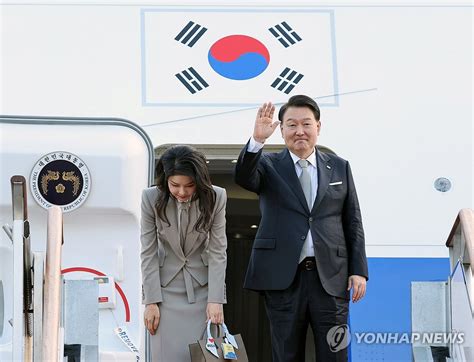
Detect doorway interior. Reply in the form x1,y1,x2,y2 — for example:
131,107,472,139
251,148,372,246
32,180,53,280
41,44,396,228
155,144,324,361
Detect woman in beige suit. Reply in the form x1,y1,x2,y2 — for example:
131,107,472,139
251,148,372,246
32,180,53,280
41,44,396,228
140,145,227,362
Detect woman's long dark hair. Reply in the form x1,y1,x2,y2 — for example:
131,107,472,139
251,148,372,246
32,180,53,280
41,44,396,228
155,145,216,232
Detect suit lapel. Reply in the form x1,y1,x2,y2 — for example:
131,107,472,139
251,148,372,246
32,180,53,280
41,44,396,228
312,149,332,212
275,149,310,213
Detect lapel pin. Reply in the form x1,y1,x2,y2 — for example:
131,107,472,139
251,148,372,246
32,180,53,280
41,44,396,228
326,165,331,169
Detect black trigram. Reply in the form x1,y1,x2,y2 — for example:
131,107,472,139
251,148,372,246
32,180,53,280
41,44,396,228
268,22,302,48
271,68,304,94
175,67,209,94
175,21,208,47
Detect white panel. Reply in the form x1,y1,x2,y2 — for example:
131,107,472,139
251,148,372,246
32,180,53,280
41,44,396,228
0,120,151,357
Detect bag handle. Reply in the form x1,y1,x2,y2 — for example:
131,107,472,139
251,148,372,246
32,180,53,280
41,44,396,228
205,320,220,357
222,323,239,349
206,319,224,338
205,321,240,356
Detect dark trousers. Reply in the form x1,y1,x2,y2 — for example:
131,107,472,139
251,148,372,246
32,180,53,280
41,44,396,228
264,262,349,362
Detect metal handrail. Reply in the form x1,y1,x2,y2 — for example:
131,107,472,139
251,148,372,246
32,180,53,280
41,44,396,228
11,175,33,361
42,206,63,361
446,209,474,272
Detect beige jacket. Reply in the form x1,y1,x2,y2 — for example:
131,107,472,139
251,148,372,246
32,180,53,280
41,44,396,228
140,185,227,304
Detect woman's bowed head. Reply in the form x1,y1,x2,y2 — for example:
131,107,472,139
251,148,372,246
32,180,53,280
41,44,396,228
155,145,216,232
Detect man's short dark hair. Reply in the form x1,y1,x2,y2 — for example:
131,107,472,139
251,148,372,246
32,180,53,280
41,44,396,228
278,95,321,122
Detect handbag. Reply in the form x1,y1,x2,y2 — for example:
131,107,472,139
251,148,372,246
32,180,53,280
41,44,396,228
189,321,248,361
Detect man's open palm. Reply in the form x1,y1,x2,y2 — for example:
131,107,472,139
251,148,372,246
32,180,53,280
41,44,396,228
253,102,279,143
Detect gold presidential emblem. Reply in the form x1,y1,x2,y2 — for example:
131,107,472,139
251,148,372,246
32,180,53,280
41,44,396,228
30,152,91,212
41,171,80,196
55,183,66,194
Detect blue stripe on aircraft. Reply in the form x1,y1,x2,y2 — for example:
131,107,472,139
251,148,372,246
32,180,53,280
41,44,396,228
349,257,450,361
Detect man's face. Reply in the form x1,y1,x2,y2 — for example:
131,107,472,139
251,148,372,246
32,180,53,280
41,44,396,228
280,106,321,159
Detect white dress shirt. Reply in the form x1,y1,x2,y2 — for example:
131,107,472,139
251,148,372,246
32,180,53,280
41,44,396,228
247,137,318,263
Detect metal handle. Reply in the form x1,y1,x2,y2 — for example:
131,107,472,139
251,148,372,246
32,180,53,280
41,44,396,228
11,175,27,221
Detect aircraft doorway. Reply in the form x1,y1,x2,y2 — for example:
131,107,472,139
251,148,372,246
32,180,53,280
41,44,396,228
154,144,333,361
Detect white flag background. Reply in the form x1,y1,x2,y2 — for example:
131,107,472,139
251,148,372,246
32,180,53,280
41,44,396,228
141,8,338,107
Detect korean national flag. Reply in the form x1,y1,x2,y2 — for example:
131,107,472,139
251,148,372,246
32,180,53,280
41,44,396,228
141,7,338,107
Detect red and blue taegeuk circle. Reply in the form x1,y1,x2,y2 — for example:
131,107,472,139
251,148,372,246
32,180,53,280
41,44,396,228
208,35,270,80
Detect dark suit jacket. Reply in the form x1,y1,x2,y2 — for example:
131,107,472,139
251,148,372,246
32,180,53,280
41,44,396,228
234,143,368,299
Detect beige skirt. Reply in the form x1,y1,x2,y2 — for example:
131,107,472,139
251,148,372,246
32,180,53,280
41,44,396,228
151,270,207,362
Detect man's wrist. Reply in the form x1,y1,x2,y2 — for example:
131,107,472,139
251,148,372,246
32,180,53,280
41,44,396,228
253,136,266,144
248,137,265,153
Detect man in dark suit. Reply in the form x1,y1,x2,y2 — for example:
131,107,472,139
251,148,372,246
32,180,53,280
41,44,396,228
234,95,368,361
